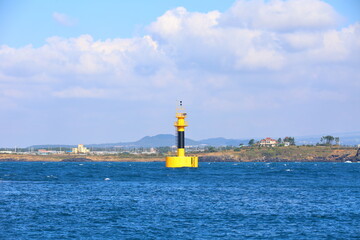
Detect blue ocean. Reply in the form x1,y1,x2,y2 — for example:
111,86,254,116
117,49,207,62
0,162,359,239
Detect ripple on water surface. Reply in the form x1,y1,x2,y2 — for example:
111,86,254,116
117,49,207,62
0,162,359,239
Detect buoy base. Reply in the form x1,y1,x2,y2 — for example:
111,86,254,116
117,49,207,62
166,156,198,168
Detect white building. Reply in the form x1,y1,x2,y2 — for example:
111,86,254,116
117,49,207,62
259,138,278,147
72,144,90,154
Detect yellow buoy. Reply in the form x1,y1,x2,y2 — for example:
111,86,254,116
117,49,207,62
166,101,198,168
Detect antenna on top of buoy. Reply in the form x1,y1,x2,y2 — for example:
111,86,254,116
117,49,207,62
176,100,185,114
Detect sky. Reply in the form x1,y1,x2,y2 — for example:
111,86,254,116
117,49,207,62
0,0,359,147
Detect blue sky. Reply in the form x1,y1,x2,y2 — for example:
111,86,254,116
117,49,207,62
0,0,237,47
0,0,359,147
1,0,359,47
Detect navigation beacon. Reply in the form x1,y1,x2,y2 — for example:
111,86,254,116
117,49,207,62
166,101,198,168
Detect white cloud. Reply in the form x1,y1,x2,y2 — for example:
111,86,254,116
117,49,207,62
0,1,359,106
0,0,359,145
52,12,77,26
148,7,220,39
219,0,340,31
146,1,358,74
1,1,358,92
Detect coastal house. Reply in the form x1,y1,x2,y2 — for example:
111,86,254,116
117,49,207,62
259,138,278,147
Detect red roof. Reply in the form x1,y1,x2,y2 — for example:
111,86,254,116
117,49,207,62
260,138,277,142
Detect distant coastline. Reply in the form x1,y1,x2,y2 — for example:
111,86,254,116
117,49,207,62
1,146,359,163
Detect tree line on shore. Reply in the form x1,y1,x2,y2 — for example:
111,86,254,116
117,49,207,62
246,135,341,147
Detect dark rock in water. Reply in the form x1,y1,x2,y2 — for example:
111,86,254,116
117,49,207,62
354,149,360,162
346,156,360,162
337,152,360,162
61,158,93,162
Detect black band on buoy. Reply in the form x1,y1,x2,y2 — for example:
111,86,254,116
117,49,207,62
177,131,184,148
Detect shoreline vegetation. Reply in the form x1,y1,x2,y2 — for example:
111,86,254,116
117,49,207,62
1,146,359,163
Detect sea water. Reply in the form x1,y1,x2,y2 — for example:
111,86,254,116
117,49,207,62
0,162,359,239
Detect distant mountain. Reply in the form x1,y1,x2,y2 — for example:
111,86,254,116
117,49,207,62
98,134,248,148
110,134,199,148
28,134,246,149
27,131,360,149
134,134,199,147
67,134,200,149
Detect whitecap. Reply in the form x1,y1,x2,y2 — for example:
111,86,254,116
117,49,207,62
104,178,111,181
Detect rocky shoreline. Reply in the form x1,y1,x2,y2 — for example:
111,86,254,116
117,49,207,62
198,155,360,163
1,146,359,163
198,146,360,163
